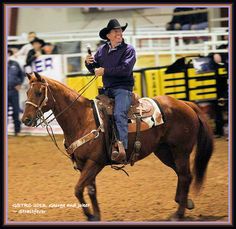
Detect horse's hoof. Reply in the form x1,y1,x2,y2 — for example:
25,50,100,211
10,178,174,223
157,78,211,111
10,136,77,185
187,199,195,210
87,215,100,221
168,213,184,221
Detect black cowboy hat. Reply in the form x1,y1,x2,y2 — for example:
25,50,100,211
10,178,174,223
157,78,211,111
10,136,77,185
99,19,128,40
30,37,45,47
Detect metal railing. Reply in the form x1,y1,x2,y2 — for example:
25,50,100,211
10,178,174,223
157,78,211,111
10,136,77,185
8,29,228,75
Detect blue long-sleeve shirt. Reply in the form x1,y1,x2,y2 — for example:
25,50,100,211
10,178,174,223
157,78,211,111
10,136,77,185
85,40,136,91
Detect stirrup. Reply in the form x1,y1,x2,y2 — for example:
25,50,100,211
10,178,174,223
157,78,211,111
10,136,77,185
111,150,119,161
111,141,126,163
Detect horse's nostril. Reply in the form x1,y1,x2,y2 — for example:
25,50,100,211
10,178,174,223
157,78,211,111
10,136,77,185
24,118,32,126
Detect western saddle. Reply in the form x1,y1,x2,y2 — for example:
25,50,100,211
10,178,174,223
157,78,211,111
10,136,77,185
95,92,156,166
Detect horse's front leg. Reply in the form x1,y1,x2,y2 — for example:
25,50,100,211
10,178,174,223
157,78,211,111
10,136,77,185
87,179,100,221
74,159,103,221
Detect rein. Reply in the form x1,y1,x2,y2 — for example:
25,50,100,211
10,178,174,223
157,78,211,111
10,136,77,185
46,75,98,125
25,75,130,176
29,75,98,127
37,109,71,159
25,75,98,160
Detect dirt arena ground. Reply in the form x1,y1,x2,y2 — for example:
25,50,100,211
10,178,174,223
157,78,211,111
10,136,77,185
7,135,229,223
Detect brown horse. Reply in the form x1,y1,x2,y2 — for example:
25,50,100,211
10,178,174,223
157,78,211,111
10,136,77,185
22,72,214,221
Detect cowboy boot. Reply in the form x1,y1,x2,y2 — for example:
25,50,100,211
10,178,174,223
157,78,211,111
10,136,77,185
111,141,126,163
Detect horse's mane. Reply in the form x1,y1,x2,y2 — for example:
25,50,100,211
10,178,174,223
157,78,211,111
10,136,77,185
45,76,78,94
43,76,90,103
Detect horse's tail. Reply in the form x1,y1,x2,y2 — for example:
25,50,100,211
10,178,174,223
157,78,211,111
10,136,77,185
184,101,214,191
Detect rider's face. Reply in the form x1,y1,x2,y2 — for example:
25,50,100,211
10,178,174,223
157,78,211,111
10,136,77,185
107,28,123,45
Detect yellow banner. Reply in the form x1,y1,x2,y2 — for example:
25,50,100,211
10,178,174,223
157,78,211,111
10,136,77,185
66,75,103,99
66,65,224,101
133,72,142,96
187,68,217,100
66,73,143,99
218,68,227,75
144,68,186,99
136,55,155,68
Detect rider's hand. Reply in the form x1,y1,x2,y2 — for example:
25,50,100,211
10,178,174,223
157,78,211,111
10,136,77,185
85,54,94,65
95,67,104,77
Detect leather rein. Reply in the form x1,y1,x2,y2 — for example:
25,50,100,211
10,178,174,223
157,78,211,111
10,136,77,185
25,77,100,159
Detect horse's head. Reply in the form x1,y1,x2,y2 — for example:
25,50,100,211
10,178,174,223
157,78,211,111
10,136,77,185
22,72,54,127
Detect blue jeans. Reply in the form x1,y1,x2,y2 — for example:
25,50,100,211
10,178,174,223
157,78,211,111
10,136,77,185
104,88,132,149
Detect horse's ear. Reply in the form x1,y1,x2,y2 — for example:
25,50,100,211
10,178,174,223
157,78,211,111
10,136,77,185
34,71,42,81
26,73,32,80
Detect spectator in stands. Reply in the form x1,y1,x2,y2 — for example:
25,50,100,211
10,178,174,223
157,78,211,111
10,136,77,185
181,8,209,44
213,29,228,67
11,47,20,55
166,8,194,31
42,42,58,54
8,49,25,136
190,8,208,30
15,32,37,57
25,37,45,71
85,19,136,163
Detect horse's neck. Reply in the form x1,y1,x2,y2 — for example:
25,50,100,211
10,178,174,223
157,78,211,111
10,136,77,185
48,79,94,138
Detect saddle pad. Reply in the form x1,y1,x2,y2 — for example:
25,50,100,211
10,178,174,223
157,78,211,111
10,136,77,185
93,97,164,132
138,98,164,128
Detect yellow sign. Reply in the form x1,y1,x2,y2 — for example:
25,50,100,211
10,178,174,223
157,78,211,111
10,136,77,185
218,68,227,75
133,72,142,96
66,73,143,99
144,68,186,99
66,75,103,99
66,65,224,102
136,55,155,68
187,68,217,100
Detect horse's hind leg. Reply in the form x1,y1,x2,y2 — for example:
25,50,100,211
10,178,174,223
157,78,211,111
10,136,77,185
154,144,176,170
171,149,192,220
87,179,100,221
154,145,194,220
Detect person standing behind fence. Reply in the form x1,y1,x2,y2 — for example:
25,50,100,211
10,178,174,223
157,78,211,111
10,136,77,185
25,37,45,72
15,32,37,57
8,49,25,136
212,30,228,69
210,30,228,138
85,19,136,163
42,42,58,54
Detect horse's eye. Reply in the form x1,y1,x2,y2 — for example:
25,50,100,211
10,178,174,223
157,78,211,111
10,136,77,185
35,91,42,97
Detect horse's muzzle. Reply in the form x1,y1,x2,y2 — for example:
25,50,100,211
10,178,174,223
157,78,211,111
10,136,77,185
22,117,37,127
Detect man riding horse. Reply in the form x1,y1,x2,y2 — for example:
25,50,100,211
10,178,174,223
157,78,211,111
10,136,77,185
85,19,136,163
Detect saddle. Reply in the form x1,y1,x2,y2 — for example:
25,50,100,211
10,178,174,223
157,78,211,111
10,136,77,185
96,93,154,132
94,93,164,166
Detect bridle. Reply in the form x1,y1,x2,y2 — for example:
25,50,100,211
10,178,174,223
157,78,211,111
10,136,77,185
25,82,49,111
25,80,71,159
25,75,98,127
24,76,100,160
24,76,128,173
25,81,57,127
